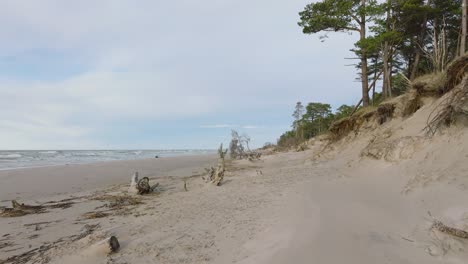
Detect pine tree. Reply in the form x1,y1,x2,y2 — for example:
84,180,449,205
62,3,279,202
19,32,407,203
298,0,382,107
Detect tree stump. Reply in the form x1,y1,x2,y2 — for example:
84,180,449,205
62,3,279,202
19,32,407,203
137,177,151,194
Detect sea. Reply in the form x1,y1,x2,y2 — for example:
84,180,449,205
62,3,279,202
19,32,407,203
0,150,214,170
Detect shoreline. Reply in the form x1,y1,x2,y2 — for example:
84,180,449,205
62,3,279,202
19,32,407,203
0,150,216,171
0,153,217,202
0,152,216,172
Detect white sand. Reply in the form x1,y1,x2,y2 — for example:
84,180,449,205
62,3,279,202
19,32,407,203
2,97,468,263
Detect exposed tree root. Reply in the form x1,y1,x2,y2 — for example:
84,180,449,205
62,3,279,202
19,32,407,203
443,55,468,94
377,102,395,124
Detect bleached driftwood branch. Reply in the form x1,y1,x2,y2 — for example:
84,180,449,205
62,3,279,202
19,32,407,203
211,144,227,186
128,172,139,194
128,172,159,195
432,220,468,239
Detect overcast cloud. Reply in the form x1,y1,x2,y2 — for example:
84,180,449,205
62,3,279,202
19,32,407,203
0,0,362,149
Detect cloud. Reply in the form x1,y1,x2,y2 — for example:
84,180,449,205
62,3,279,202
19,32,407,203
200,125,261,129
0,0,361,149
0,119,98,150
200,124,235,129
242,125,260,129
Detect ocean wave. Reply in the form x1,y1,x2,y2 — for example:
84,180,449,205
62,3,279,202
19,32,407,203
72,152,99,157
39,151,57,154
0,150,212,170
0,154,22,159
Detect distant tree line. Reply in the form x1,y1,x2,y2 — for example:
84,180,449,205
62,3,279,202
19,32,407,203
278,102,354,147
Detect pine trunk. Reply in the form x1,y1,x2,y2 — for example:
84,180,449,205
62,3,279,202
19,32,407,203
360,0,369,107
410,50,421,80
410,10,427,80
462,0,467,56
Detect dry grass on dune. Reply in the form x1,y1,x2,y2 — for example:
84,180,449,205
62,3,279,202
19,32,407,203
425,76,468,135
330,55,468,141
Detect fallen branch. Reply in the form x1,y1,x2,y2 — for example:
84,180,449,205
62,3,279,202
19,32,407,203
211,144,226,186
12,200,44,213
432,220,468,239
246,152,262,161
202,167,216,183
183,179,188,191
0,201,46,218
401,236,415,243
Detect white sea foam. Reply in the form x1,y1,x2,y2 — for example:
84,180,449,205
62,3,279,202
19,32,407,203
0,154,22,159
39,151,58,154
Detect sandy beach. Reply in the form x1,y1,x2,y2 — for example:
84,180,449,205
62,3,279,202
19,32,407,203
2,77,468,263
0,154,217,202
2,99,468,264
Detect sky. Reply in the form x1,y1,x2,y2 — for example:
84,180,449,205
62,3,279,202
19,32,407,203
0,0,362,150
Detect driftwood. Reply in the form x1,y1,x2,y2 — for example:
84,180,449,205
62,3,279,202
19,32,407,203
246,152,262,161
229,131,262,161
137,177,151,194
0,201,46,217
202,144,227,186
183,180,188,191
202,167,216,183
12,200,44,213
211,164,225,186
432,220,468,239
427,211,468,240
0,208,28,218
128,172,139,194
86,236,120,256
213,144,227,185
128,172,159,195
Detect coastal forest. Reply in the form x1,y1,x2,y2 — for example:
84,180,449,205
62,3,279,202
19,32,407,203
278,0,466,148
